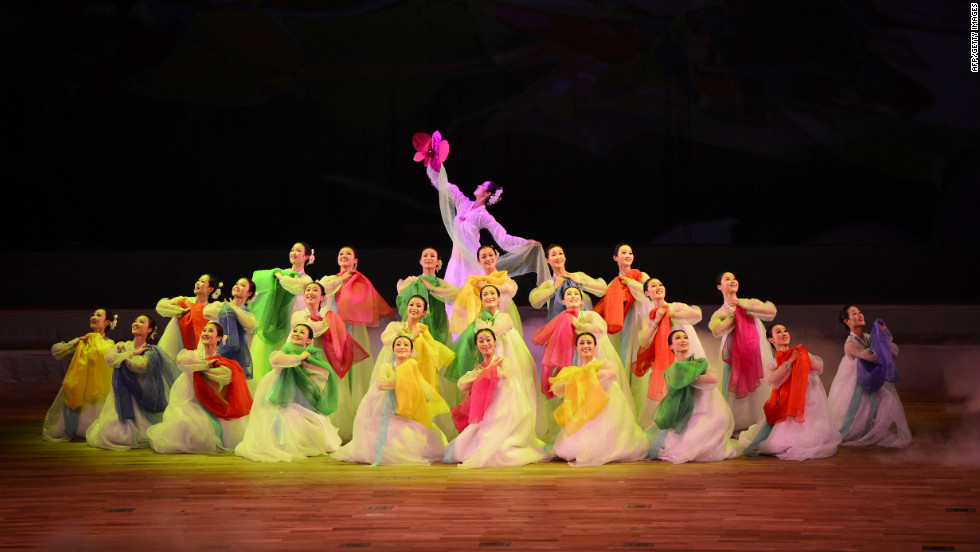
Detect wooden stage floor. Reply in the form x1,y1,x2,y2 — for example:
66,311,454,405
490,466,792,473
1,384,977,552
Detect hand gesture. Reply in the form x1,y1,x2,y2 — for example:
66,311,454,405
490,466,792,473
421,278,434,291
133,347,149,356
787,349,799,365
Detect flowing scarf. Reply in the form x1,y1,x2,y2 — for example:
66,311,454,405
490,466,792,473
445,309,496,382
763,345,810,425
857,319,900,393
721,306,764,399
309,310,369,380
393,359,449,427
176,299,208,351
334,271,393,328
397,275,451,345
449,271,512,334
407,323,455,389
531,308,579,398
267,343,339,416
217,303,253,378
251,268,300,345
546,277,591,321
593,269,641,334
652,356,708,433
61,333,113,410
192,355,253,419
450,358,502,432
550,360,610,435
113,345,178,421
631,306,673,401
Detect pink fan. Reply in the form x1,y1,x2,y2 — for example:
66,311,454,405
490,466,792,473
412,130,450,171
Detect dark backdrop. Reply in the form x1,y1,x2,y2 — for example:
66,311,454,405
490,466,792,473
2,1,978,308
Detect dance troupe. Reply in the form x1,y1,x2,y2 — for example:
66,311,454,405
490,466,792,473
41,132,912,468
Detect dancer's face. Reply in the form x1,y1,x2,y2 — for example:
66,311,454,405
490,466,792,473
476,332,496,356
131,315,152,337
289,325,313,347
481,286,500,309
419,248,439,271
575,334,596,358
474,182,491,201
231,278,252,300
392,337,413,360
669,331,690,355
717,272,738,294
193,274,214,296
614,246,633,268
406,297,426,321
289,243,309,267
547,247,566,271
89,309,110,331
200,323,221,346
644,278,666,300
769,325,791,347
844,306,865,331
337,247,356,270
561,287,582,310
304,283,323,304
479,248,498,271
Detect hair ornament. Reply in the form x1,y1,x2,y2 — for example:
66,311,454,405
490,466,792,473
488,187,503,205
150,328,158,340
110,314,118,331
437,259,444,272
212,282,223,300
308,248,316,265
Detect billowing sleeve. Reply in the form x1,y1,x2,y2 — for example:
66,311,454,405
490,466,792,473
318,275,344,297
809,353,824,375
156,297,185,318
669,302,702,325
380,322,402,347
233,306,258,332
176,350,208,374
395,276,417,294
573,272,607,297
575,311,609,339
477,313,514,336
709,304,735,337
528,279,556,309
743,298,777,322
478,210,528,252
426,165,467,208
123,350,150,375
51,338,79,360
202,302,222,322
278,273,313,296
430,279,459,302
456,366,482,392
845,338,878,361
269,350,304,369
625,272,650,302
498,277,518,304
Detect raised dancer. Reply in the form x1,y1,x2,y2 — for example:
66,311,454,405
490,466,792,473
707,271,777,431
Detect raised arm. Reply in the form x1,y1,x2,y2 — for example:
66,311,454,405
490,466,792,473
269,350,307,369
668,302,703,325
528,279,557,309
277,272,313,296
740,298,777,321
708,304,735,337
571,272,608,297
155,297,186,318
51,338,80,360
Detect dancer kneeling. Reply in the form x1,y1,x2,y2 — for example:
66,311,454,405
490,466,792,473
551,333,649,466
87,315,179,450
236,324,342,462
649,330,740,463
443,329,549,468
333,336,449,465
147,322,253,453
739,325,840,460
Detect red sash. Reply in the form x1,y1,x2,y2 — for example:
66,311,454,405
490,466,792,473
531,309,578,398
451,359,501,432
763,345,810,425
310,311,369,379
335,271,393,327
192,356,253,419
593,269,641,334
631,306,673,401
176,299,207,350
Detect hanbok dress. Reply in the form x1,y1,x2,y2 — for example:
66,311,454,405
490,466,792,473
155,297,210,359
708,300,777,431
290,307,369,442
631,302,705,429
444,357,549,468
319,270,394,415
249,268,313,381
528,271,606,322
550,360,649,466
203,301,257,379
86,342,179,450
395,274,459,346
592,270,652,406
649,357,741,463
147,351,252,453
333,358,449,465
739,347,840,460
235,343,342,462
43,333,114,441
532,309,633,440
827,325,911,448
450,271,524,338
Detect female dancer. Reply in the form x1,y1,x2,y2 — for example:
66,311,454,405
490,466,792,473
87,315,179,450
395,247,459,346
319,246,394,413
235,324,342,462
250,242,315,381
450,245,522,337
632,278,704,428
739,324,840,460
532,286,633,438
707,271,777,431
448,285,545,439
592,244,651,403
827,306,911,447
529,244,606,322
43,308,116,442
203,277,257,379
551,332,649,466
425,162,545,291
443,328,549,468
147,322,252,454
291,281,368,441
333,336,449,465
649,329,740,463
155,274,220,358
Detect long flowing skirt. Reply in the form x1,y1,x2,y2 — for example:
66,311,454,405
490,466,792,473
739,374,840,460
827,356,911,447
653,382,741,464
553,381,649,467
146,373,248,454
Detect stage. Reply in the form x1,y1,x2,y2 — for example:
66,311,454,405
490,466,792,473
1,383,977,551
